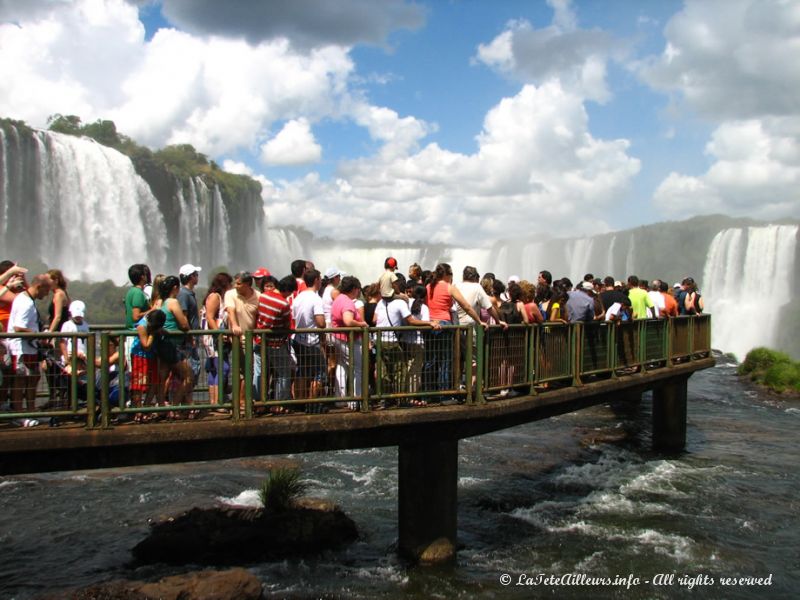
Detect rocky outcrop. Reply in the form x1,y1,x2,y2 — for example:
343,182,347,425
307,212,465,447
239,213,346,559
133,499,358,565
40,568,263,600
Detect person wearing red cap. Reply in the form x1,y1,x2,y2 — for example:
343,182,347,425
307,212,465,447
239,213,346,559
252,267,271,292
378,257,401,300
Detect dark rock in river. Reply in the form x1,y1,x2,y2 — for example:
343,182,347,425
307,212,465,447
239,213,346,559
39,568,263,600
133,499,358,565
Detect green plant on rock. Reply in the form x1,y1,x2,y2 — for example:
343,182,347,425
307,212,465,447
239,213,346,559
738,347,791,378
259,467,308,512
762,362,800,393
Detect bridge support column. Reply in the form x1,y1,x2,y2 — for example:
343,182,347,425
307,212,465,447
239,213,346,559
652,375,688,452
398,439,458,564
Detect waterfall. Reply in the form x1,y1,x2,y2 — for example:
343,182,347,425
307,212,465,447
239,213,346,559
174,178,231,270
703,225,798,360
0,127,167,283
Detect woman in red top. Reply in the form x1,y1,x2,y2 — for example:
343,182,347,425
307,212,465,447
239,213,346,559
426,263,484,393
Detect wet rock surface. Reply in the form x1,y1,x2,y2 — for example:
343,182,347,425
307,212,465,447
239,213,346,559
133,499,358,565
39,568,263,600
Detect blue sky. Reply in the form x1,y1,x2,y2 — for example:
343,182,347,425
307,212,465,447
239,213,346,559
1,0,797,244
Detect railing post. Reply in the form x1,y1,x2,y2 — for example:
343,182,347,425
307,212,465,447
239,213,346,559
474,324,485,404
361,329,370,412
465,326,473,404
572,323,582,386
85,333,96,427
99,332,110,429
231,337,241,421
244,331,253,419
527,324,537,395
688,315,695,360
375,333,383,400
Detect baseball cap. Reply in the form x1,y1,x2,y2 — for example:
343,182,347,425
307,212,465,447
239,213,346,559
253,267,271,278
69,300,86,318
325,267,343,279
385,257,398,269
179,264,202,277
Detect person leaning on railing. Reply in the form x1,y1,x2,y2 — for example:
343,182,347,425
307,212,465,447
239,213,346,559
331,276,368,410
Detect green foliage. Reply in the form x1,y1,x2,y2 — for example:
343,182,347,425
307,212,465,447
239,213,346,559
739,347,800,394
259,467,308,512
738,347,791,376
762,362,800,393
67,280,128,326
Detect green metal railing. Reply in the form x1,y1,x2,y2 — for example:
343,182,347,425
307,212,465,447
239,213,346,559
0,315,712,428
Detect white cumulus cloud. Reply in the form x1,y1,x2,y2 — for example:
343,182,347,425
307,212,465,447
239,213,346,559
642,0,800,221
260,118,322,165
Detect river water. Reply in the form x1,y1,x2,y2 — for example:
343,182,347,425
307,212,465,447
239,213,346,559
1,354,798,599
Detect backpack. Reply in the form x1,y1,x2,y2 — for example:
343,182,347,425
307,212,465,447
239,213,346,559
498,301,523,325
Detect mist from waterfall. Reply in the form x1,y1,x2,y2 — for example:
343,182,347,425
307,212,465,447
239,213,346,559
703,225,798,360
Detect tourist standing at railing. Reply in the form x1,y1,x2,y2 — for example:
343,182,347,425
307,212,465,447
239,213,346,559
257,275,297,413
124,264,152,374
647,280,665,318
426,263,485,393
331,276,368,409
658,280,679,317
8,274,51,414
626,275,655,319
320,267,342,396
519,280,544,324
130,309,166,421
0,261,27,408
178,264,202,387
683,279,704,315
373,285,439,401
534,283,552,321
225,272,260,409
158,276,194,414
566,281,595,323
42,269,71,404
548,280,569,323
202,272,233,408
292,269,327,413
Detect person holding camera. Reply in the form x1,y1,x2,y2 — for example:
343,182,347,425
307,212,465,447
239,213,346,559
8,274,51,414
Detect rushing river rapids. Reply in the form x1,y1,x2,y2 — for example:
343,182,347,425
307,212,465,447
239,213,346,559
0,353,798,599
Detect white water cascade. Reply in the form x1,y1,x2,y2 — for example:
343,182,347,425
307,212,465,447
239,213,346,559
0,127,167,282
702,225,798,360
175,177,231,270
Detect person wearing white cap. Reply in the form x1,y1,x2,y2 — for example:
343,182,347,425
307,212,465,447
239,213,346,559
59,300,90,368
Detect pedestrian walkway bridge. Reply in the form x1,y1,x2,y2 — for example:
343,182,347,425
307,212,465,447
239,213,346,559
0,316,714,562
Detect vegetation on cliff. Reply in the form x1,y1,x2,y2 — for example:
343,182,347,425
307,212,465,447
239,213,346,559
738,347,800,394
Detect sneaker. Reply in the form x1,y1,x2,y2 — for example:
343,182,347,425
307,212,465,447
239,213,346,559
22,418,40,427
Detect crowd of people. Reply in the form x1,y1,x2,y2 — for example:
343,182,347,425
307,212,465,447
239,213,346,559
0,257,705,425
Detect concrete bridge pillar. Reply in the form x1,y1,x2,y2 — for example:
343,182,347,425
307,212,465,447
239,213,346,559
398,439,458,564
652,375,688,452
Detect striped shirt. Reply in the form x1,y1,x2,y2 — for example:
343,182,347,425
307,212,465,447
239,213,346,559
257,291,291,346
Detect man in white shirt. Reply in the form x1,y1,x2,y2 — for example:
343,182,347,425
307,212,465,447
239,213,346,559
9,274,51,412
291,269,326,410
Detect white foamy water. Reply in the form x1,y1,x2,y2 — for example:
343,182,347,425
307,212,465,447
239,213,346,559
217,488,263,508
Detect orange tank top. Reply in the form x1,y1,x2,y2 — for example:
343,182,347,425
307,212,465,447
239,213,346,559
427,280,453,321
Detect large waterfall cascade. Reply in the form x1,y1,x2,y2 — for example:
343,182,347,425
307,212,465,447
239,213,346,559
702,225,798,360
0,126,167,282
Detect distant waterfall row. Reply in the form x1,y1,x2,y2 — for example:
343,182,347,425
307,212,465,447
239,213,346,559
0,126,233,281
